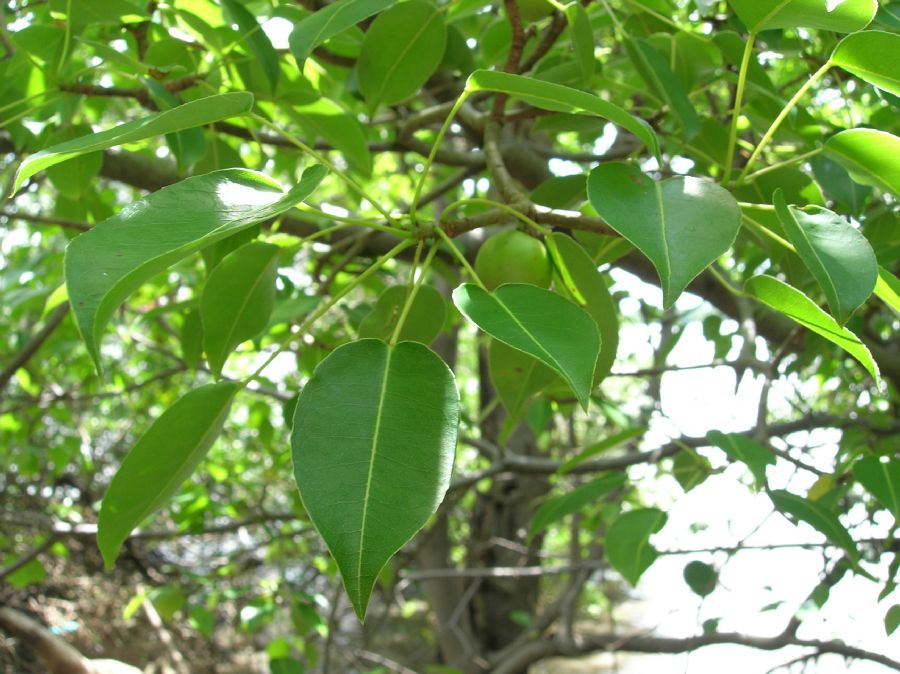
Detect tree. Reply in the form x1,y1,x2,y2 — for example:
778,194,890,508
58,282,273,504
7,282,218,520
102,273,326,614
1,0,898,672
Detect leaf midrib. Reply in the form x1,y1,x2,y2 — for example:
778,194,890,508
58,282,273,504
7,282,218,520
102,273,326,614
369,8,440,106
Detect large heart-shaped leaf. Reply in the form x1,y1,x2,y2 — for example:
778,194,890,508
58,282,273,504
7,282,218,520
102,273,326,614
14,92,253,192
745,275,880,383
773,190,877,324
288,0,395,66
201,241,281,377
292,339,458,620
727,0,877,33
465,70,660,161
706,431,775,490
98,382,240,567
587,162,741,308
452,283,600,409
65,165,326,372
824,129,900,197
606,508,667,586
852,457,900,520
831,31,900,97
769,490,859,562
528,472,627,540
549,233,619,387
357,1,446,109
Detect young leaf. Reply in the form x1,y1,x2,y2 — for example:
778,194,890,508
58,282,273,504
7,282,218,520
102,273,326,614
289,0,395,66
831,31,900,97
768,489,859,562
824,128,900,198
558,427,647,475
773,190,877,325
465,70,660,161
706,431,775,490
683,561,718,597
14,92,254,191
626,38,700,139
852,457,900,520
488,339,557,419
727,0,877,33
452,283,600,409
358,285,446,344
587,162,741,308
744,275,880,383
292,339,459,620
875,266,900,316
549,232,620,386
98,382,240,567
65,165,327,372
528,472,627,540
222,0,280,91
606,508,667,586
358,1,447,109
201,242,281,378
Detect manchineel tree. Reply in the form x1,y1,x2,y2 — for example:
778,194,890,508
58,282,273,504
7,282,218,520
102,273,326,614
0,0,898,672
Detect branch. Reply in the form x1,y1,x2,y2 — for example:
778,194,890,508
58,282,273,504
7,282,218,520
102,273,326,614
0,303,70,397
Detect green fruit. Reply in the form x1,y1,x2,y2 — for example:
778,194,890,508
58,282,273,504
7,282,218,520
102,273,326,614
515,0,554,22
474,230,552,291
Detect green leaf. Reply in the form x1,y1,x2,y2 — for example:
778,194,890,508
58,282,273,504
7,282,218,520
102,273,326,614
549,233,620,387
357,1,447,109
886,605,900,637
201,242,280,378
683,561,717,597
288,0,395,66
292,339,458,620
558,427,647,475
65,166,327,372
222,0,280,91
809,155,872,213
768,489,859,562
357,284,446,344
626,37,700,139
14,92,254,192
465,70,660,161
587,162,741,308
831,31,900,97
488,339,557,419
706,431,775,490
824,128,900,197
43,125,103,199
852,457,900,520
143,78,207,172
564,3,595,83
727,0,877,33
744,275,880,383
875,266,900,316
773,190,877,324
673,449,711,492
452,283,600,409
606,508,667,586
290,98,373,177
98,382,240,567
528,472,627,540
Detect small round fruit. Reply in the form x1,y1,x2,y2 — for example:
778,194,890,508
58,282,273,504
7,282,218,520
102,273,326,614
515,0,554,22
474,229,552,291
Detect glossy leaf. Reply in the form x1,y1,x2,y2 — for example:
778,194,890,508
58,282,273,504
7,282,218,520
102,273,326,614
14,92,254,192
358,285,446,344
824,128,900,197
683,561,717,597
706,431,775,490
626,38,700,139
549,233,619,386
769,489,859,562
292,339,458,620
587,162,742,308
558,427,647,475
201,242,281,377
745,275,880,383
852,457,900,520
727,0,877,33
222,0,280,90
357,1,447,108
875,267,900,316
488,339,557,419
452,283,600,409
832,31,900,97
98,382,240,567
465,70,660,160
65,165,327,371
528,473,627,540
773,190,877,324
606,508,667,586
289,0,395,66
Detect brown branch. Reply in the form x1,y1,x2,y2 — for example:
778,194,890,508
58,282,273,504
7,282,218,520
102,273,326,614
519,12,568,73
57,75,204,105
0,303,70,397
